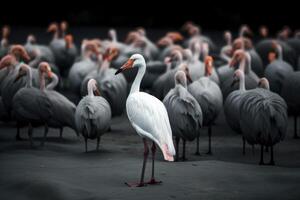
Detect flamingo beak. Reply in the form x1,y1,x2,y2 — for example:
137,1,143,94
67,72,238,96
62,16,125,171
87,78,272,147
47,71,53,78
14,72,25,83
94,87,101,96
115,59,134,75
231,76,239,87
185,71,193,83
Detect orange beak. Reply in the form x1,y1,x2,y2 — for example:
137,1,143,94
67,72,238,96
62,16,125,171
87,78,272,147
115,59,134,75
47,71,53,78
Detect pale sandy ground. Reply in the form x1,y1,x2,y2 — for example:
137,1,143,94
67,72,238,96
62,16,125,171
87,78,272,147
1,111,300,200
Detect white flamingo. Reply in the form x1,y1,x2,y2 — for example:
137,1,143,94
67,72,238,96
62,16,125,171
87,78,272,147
115,54,175,187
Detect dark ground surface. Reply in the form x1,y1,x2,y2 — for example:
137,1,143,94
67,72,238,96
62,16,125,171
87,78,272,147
1,110,300,200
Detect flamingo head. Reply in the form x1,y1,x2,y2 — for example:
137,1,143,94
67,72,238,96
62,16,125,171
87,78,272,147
60,21,68,32
204,56,213,76
103,47,119,62
38,62,53,78
88,79,101,96
229,49,246,68
259,26,268,38
166,32,183,42
47,22,59,33
2,25,10,39
258,78,270,90
9,45,30,62
65,34,74,49
157,37,173,47
115,54,145,75
0,54,17,69
175,63,193,83
231,69,244,86
27,34,36,44
14,63,30,83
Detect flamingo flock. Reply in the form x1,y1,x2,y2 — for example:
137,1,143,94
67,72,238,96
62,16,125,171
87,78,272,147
1,21,299,186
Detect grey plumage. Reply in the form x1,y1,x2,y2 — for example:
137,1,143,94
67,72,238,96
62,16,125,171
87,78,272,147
240,88,288,147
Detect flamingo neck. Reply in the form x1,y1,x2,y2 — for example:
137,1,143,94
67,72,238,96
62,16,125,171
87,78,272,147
88,84,95,97
277,45,283,60
39,71,46,91
25,65,33,88
130,62,146,94
98,59,110,75
46,73,59,90
193,47,200,61
239,74,246,91
220,47,231,63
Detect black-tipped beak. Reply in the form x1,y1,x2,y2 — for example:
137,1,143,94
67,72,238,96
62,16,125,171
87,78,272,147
115,58,134,75
231,78,238,87
115,67,123,75
14,73,23,83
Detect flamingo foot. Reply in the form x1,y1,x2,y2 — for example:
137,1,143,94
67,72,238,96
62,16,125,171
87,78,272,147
194,152,201,156
146,178,162,185
125,182,147,187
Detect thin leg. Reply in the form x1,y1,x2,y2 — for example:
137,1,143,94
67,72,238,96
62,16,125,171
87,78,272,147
206,126,212,155
294,116,299,139
16,123,22,141
175,137,180,161
265,146,269,153
252,145,255,155
182,139,187,161
41,123,48,146
147,142,162,185
242,136,246,155
28,123,34,148
259,145,264,165
59,127,63,139
268,145,275,165
195,132,200,155
85,137,88,153
96,136,101,151
125,138,149,187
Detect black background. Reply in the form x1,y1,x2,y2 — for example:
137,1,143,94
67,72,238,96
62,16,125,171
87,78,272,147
0,4,298,32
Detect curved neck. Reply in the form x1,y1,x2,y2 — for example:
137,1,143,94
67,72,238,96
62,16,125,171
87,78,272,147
88,84,95,97
39,71,46,91
220,47,231,63
277,45,283,60
239,54,251,74
239,74,246,91
98,59,110,75
46,73,59,90
130,62,146,94
25,66,33,88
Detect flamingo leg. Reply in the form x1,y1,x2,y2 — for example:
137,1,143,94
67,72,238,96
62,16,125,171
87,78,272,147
259,145,265,165
294,116,299,139
41,123,48,146
206,126,212,155
96,136,101,152
175,137,180,161
252,145,255,155
181,139,187,161
268,145,275,165
59,127,63,139
125,138,149,187
195,132,200,155
147,142,162,185
16,123,23,141
265,146,269,153
28,123,34,148
85,137,88,153
242,136,246,155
